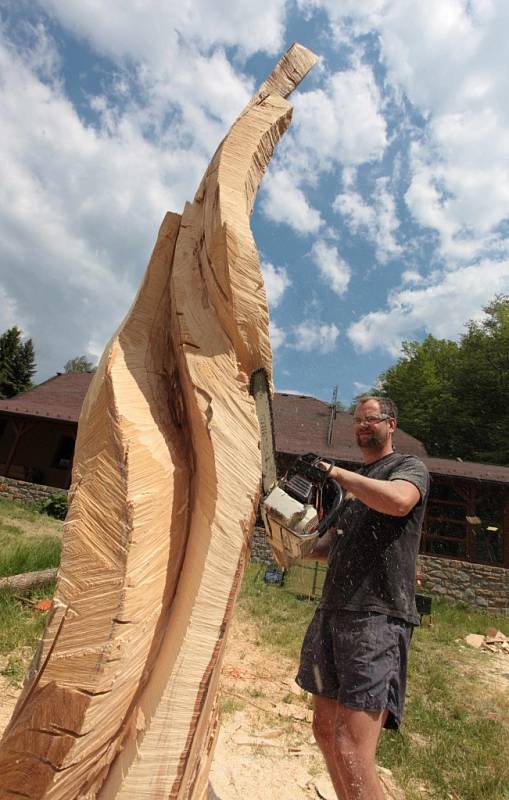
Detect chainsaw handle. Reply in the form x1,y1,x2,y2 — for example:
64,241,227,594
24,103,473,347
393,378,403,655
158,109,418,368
316,478,343,537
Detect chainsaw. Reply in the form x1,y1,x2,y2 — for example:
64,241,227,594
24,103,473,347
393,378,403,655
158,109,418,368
250,369,343,569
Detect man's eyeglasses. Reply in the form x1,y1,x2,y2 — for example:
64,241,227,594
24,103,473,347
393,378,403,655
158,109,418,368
352,414,392,426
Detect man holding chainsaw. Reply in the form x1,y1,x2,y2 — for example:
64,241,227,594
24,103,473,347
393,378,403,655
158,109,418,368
296,396,429,800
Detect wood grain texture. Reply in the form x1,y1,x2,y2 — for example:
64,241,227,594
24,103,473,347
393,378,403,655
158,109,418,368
0,43,317,799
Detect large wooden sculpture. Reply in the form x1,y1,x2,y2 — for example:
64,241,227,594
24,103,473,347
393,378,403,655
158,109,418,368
0,44,317,798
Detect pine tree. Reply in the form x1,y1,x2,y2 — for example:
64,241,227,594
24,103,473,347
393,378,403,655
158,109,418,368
0,327,36,398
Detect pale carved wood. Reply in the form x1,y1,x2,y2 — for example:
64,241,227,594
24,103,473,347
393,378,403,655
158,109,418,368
0,43,317,799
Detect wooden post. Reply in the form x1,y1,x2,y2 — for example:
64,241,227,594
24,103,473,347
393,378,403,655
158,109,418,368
504,492,509,568
4,419,28,477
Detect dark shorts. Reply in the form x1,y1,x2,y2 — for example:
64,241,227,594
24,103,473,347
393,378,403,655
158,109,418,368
296,608,413,730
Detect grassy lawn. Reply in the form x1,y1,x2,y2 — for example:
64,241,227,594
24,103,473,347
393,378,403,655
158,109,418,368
240,564,509,800
0,498,62,683
0,496,62,576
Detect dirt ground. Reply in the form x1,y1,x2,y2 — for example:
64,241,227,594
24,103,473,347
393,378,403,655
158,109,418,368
208,614,405,800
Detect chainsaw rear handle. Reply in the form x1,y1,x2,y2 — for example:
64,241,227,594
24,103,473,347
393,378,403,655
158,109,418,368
316,478,344,537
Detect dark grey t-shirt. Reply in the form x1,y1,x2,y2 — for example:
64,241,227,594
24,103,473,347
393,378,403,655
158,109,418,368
320,452,429,625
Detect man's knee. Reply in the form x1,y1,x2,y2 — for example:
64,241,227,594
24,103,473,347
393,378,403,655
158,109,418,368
312,696,337,751
333,705,387,762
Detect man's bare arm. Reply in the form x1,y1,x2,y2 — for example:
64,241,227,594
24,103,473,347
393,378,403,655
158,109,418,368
320,464,420,517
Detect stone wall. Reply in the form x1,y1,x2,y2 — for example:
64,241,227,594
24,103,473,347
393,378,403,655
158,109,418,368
417,554,509,612
251,526,273,564
0,476,66,505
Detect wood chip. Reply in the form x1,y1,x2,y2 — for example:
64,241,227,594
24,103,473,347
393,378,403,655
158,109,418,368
465,633,485,649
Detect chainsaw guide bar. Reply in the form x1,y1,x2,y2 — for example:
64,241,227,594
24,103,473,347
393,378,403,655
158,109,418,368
250,370,343,570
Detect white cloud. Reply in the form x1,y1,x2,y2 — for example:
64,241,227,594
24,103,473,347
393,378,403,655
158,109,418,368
269,320,286,351
261,169,323,235
38,0,287,61
0,27,210,378
347,258,509,355
311,240,351,296
290,321,340,353
290,62,387,173
333,177,402,264
261,261,290,308
260,60,387,232
353,381,372,395
306,1,509,266
334,190,375,231
401,270,424,285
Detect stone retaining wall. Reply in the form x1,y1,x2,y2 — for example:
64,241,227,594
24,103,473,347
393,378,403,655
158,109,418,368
251,526,273,564
0,476,65,505
417,554,508,612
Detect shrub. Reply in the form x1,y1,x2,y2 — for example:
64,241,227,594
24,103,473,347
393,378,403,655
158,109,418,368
39,493,68,520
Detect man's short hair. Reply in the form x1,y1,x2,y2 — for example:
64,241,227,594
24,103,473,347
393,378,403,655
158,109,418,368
355,396,398,420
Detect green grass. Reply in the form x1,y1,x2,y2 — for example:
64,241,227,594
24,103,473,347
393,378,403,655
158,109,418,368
239,563,317,660
239,564,509,800
0,498,61,682
0,496,64,536
0,496,62,577
0,585,55,655
0,538,61,577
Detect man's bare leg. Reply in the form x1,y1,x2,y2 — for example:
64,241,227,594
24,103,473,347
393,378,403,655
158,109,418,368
312,695,388,800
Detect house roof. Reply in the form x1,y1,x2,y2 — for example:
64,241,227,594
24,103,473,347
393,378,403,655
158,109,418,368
0,372,93,423
273,392,428,461
1,375,508,485
273,393,509,485
421,456,509,485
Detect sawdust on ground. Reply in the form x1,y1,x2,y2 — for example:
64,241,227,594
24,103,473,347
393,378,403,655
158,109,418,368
0,614,403,800
207,614,405,800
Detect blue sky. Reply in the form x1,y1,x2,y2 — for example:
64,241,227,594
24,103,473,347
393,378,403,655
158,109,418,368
1,1,509,405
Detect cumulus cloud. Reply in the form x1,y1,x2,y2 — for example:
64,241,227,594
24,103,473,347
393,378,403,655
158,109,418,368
261,261,291,307
260,169,323,235
347,258,509,355
0,25,210,378
260,59,387,232
291,63,387,173
353,381,372,396
311,240,351,296
333,177,402,263
269,320,286,351
290,320,340,353
38,0,287,61
308,1,509,265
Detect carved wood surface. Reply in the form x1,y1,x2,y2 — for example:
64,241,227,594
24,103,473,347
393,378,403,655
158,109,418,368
0,43,317,799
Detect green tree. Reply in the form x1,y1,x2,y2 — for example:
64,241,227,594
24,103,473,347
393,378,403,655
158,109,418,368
453,295,509,464
0,327,36,398
376,296,509,464
64,355,96,373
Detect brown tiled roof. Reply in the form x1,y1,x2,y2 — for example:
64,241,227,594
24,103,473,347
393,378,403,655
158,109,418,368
273,392,428,462
273,394,509,485
422,456,509,485
0,372,94,422
1,376,507,484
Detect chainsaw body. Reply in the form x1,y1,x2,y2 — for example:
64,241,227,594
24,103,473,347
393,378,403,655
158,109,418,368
260,453,343,569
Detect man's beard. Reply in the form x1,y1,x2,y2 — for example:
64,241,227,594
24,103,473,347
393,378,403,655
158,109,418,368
356,429,389,451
